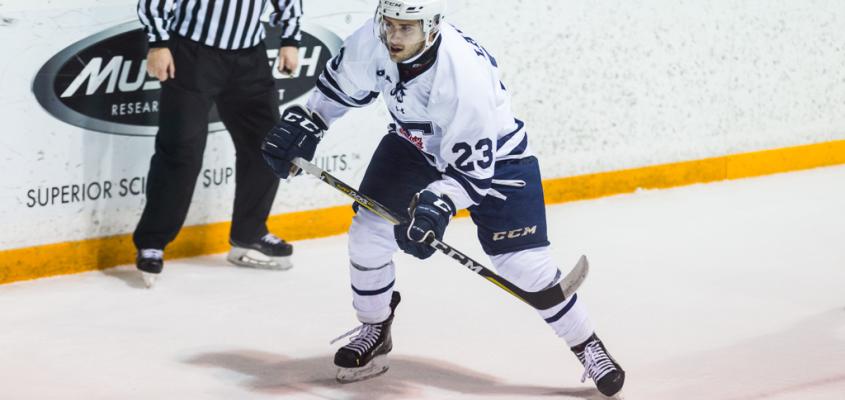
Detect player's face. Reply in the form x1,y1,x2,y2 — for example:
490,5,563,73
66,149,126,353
382,16,426,62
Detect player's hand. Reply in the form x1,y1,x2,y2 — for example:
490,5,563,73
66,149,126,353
261,105,326,179
146,47,175,82
277,46,299,75
394,190,455,260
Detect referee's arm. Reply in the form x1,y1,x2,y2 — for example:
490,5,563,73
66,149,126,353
137,0,176,81
137,0,175,47
270,0,303,75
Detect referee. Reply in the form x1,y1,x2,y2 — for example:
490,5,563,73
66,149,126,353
134,0,303,287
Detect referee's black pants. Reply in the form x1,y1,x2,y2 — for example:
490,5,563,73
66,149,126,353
134,35,281,250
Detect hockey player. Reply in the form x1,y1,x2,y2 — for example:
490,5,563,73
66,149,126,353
261,0,625,396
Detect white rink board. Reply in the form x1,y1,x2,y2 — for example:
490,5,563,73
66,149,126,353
1,0,844,250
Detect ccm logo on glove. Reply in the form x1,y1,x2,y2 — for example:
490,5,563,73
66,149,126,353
283,111,325,139
261,105,326,179
394,190,456,260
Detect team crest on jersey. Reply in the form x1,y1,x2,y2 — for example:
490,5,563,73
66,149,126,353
389,123,423,150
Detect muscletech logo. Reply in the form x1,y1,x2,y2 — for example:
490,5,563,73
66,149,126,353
32,21,341,137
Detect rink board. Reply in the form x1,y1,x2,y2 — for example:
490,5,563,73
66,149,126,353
2,0,845,283
2,139,844,284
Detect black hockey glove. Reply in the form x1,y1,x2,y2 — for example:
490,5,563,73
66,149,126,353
394,190,456,260
261,105,326,179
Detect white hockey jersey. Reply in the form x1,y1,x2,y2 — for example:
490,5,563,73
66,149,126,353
306,19,531,210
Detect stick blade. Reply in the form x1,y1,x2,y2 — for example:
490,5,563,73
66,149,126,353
560,255,589,298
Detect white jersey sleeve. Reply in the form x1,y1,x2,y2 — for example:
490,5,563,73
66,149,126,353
424,31,507,210
306,20,381,127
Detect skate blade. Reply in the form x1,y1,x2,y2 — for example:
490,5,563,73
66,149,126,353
141,272,158,288
336,355,389,383
227,248,292,270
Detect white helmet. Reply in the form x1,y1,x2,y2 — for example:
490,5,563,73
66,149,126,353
375,0,446,50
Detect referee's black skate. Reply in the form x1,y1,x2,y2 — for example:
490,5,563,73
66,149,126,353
571,333,625,397
331,291,401,383
227,233,293,270
136,249,163,288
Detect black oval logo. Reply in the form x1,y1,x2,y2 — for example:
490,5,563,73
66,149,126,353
33,21,342,136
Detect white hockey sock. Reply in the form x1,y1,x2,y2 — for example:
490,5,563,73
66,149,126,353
347,209,400,324
349,260,395,323
489,247,594,346
537,293,594,347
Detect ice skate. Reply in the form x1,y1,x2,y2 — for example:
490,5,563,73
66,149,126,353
136,249,164,289
332,291,401,383
572,333,625,397
227,233,293,270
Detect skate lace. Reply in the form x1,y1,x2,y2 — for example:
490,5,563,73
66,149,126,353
580,340,616,383
329,323,382,356
261,233,283,245
140,249,163,260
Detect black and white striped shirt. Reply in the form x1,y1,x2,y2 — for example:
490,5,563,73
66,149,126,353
137,0,302,50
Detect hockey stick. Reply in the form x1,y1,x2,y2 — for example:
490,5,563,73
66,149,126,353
291,157,589,310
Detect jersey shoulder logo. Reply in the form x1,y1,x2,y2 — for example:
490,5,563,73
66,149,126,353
376,68,392,83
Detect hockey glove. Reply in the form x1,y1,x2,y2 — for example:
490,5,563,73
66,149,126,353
261,105,327,179
394,190,456,260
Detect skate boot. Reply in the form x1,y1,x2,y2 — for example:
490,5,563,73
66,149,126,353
331,291,401,383
136,249,163,288
227,233,293,270
571,333,625,397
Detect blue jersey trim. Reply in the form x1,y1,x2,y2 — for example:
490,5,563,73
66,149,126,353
507,133,529,157
316,79,357,108
496,119,525,149
544,293,578,323
322,69,380,105
351,280,395,296
444,165,490,204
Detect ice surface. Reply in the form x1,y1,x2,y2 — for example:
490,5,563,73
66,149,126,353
2,166,844,399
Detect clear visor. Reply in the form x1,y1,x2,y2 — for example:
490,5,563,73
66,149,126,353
380,19,424,43
375,8,440,50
